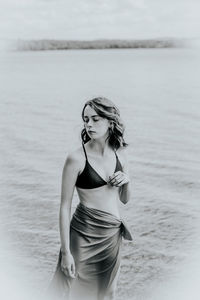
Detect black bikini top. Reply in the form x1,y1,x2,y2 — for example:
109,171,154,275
75,142,123,189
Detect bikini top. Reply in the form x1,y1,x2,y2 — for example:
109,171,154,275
75,142,123,189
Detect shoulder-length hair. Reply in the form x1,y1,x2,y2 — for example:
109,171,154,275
80,97,128,150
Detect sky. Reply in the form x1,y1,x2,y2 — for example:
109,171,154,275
0,0,200,40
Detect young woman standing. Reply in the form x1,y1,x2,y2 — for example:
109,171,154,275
48,97,133,300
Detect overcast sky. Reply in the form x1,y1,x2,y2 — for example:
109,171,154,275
1,0,200,40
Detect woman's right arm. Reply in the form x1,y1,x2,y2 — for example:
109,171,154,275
59,152,80,278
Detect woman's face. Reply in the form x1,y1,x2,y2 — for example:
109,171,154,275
83,105,110,140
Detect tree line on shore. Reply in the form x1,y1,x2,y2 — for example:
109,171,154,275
15,38,186,51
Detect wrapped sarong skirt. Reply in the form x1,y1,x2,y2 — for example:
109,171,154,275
48,202,132,299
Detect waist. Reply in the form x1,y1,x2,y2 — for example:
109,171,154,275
76,186,120,218
81,201,120,219
73,202,121,225
71,202,133,241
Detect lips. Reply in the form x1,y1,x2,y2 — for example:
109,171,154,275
88,130,96,134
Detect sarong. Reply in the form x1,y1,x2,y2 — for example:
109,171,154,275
47,202,133,300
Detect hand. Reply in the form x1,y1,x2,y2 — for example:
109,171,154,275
108,171,130,187
61,252,76,279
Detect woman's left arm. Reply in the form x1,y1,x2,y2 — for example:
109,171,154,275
108,148,132,204
119,148,131,204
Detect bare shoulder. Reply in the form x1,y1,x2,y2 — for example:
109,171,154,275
63,146,85,172
65,146,83,161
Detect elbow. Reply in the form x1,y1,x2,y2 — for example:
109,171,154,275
119,182,132,204
121,197,130,205
120,192,131,204
120,190,131,204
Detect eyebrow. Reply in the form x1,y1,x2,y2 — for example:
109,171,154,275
83,115,99,118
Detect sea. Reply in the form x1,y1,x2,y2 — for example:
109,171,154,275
0,47,200,300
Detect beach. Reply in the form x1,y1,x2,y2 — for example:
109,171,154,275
1,47,200,299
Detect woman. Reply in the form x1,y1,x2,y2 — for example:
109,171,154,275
48,97,133,300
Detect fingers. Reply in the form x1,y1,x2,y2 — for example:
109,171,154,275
61,253,76,278
71,262,76,277
61,263,76,278
61,266,68,277
108,172,120,182
108,172,123,186
108,171,129,187
115,179,126,187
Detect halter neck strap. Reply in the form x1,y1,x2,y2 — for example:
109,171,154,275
82,142,88,160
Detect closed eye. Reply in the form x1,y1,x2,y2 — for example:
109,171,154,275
84,117,100,123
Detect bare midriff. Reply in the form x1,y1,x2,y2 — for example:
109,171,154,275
76,184,121,219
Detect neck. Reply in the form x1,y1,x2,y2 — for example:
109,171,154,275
89,137,111,156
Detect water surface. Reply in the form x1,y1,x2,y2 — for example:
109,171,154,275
1,48,200,299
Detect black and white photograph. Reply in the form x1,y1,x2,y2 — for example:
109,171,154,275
0,1,200,299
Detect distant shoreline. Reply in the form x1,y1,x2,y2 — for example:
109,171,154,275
14,38,187,51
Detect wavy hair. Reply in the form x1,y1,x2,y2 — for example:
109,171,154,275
80,97,128,150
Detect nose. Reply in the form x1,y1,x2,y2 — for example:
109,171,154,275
87,118,93,127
